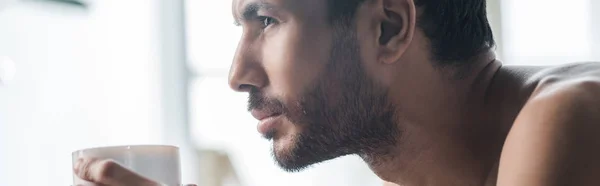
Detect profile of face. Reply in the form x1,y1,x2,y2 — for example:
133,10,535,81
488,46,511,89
229,0,402,171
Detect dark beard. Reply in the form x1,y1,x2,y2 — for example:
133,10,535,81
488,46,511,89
248,22,400,172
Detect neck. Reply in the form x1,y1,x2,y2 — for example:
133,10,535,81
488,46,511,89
366,51,517,186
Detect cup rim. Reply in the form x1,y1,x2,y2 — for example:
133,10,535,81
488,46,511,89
72,145,179,155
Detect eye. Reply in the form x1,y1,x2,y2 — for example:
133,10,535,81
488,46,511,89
258,16,277,28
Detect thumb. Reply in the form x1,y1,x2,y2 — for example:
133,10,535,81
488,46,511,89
74,158,159,186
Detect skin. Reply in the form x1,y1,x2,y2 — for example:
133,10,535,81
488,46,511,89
72,158,197,186
74,0,600,185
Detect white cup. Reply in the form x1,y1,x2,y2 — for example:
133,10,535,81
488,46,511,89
72,145,181,186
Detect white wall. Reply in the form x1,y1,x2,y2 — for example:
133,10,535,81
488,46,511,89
0,1,165,185
502,0,599,65
487,0,504,59
592,0,600,59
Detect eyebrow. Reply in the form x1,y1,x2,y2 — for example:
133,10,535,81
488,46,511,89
234,1,275,26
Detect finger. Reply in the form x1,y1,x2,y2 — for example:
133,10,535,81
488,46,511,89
74,184,106,186
74,158,158,186
383,182,400,186
184,185,197,186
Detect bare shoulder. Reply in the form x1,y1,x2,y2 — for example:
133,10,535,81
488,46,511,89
497,62,600,186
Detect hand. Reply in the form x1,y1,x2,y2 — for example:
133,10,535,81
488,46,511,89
74,158,195,186
383,182,399,186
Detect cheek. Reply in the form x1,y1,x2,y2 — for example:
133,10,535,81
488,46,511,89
261,24,332,103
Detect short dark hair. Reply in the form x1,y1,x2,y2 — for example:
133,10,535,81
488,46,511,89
327,0,495,65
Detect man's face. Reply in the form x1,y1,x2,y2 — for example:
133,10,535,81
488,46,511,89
230,0,399,171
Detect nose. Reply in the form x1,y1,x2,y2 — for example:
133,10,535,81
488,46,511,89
228,40,267,92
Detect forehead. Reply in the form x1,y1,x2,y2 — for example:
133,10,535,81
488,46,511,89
232,0,327,19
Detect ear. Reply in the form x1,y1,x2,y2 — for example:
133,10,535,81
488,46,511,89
376,0,416,64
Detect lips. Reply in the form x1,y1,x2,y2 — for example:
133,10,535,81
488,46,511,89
251,109,279,120
251,109,282,135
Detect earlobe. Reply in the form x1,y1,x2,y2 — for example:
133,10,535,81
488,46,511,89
378,0,416,64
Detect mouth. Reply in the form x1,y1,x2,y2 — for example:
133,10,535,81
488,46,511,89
251,109,283,135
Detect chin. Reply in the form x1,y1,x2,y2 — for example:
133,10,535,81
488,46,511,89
271,132,344,172
272,133,298,160
271,134,312,172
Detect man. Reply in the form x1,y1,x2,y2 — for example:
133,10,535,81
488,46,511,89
74,0,600,185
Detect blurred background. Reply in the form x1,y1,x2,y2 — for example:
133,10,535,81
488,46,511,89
0,0,598,185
